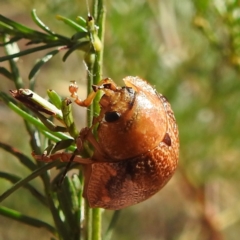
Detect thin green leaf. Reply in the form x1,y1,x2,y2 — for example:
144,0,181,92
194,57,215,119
50,139,75,154
71,31,88,41
42,139,74,156
62,40,89,62
76,16,87,25
30,112,67,132
0,171,47,207
31,9,55,35
0,161,60,202
56,15,87,32
0,42,63,62
0,15,56,43
0,206,56,234
0,14,37,34
0,67,13,80
0,142,36,171
28,49,60,80
0,21,14,34
47,89,62,110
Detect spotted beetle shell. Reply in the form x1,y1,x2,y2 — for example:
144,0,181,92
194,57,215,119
83,76,179,210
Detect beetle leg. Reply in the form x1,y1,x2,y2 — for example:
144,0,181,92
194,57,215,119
32,126,102,165
69,78,118,107
69,81,97,107
79,126,106,160
32,151,93,164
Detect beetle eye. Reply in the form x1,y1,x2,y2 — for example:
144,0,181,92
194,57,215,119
105,111,121,122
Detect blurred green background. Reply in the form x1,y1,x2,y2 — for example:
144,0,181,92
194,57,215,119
1,0,240,239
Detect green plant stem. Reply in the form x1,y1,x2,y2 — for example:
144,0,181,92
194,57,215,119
84,51,94,240
82,1,105,240
91,1,105,240
93,0,105,82
92,0,105,114
85,203,93,240
83,50,94,240
92,208,102,240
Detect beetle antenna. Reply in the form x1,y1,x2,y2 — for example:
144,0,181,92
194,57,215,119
83,59,95,77
58,150,77,185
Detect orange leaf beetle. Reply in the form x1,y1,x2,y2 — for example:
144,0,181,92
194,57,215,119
34,76,179,210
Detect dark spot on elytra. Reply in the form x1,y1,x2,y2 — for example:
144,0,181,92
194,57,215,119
105,161,135,197
162,132,171,146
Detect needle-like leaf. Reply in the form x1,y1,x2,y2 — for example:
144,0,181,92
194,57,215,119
31,9,55,35
0,67,13,80
28,49,60,80
0,206,56,234
0,171,47,206
56,15,87,33
62,40,89,62
0,42,63,62
0,142,36,171
0,161,60,202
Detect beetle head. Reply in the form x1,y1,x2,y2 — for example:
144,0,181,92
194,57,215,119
96,76,167,161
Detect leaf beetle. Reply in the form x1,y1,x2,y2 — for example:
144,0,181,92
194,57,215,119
34,76,179,210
